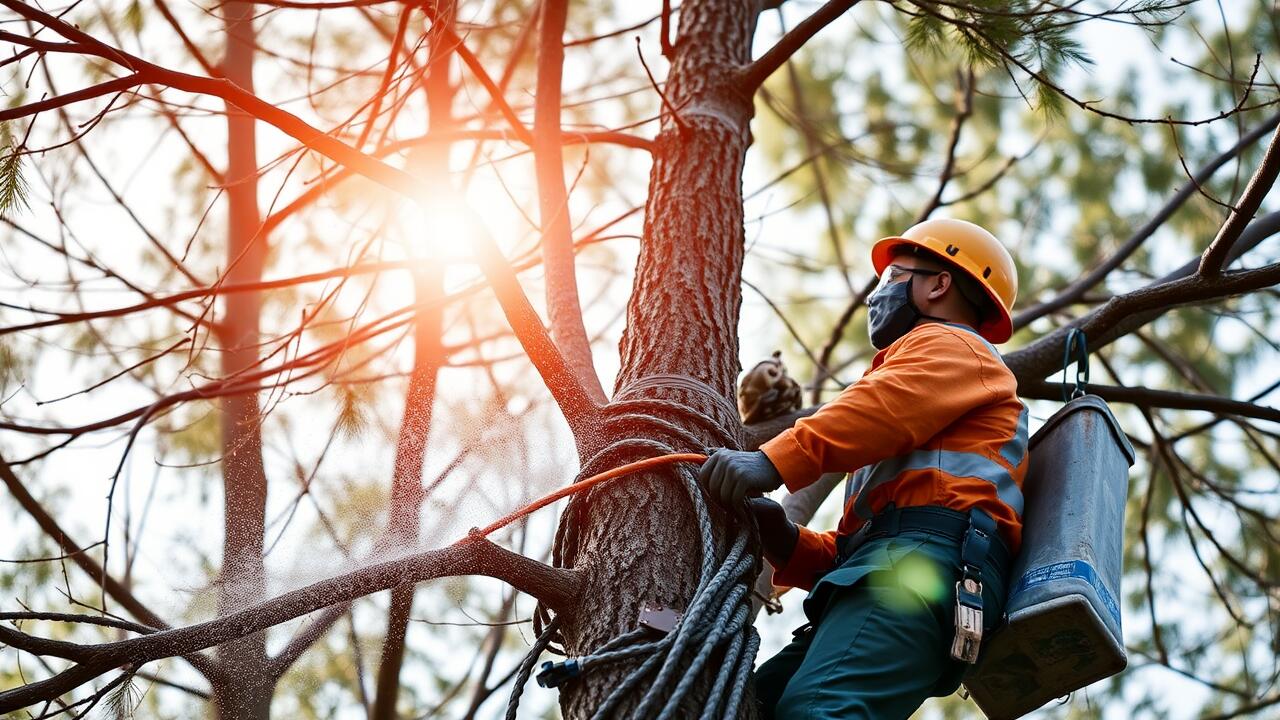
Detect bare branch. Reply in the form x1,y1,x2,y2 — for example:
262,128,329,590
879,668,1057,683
535,0,606,404
1018,380,1280,424
151,0,220,77
0,0,604,430
419,4,534,146
0,457,172,633
1200,123,1280,275
914,66,975,224
0,74,143,121
809,275,875,404
740,0,862,91
1005,257,1280,383
1014,110,1280,328
0,537,581,715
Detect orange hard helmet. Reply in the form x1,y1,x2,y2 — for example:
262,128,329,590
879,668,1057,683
871,218,1018,343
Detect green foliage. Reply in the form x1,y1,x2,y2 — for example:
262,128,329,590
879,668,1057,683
0,124,29,219
124,0,145,33
898,1,1149,117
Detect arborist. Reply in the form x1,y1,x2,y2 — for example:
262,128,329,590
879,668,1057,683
699,218,1029,720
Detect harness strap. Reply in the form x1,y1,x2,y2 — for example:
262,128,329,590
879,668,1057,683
960,508,998,581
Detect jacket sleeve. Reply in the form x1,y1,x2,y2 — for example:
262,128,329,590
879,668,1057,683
759,325,1005,493
771,525,837,591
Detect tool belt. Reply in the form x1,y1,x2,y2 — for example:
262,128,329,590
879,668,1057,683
834,504,1010,664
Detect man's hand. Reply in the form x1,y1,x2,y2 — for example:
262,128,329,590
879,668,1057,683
698,449,784,507
747,497,800,567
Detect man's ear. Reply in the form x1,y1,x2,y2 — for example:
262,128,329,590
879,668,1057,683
926,271,952,300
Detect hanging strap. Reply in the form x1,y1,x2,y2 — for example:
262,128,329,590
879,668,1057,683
959,508,998,583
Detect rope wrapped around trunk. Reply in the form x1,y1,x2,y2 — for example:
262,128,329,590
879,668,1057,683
506,376,762,719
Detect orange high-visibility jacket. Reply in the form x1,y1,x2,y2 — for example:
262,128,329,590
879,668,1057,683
760,322,1029,591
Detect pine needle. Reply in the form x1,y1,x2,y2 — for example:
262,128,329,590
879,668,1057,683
103,671,143,719
0,124,29,219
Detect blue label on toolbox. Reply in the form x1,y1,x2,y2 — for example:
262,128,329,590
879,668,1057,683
1011,560,1121,626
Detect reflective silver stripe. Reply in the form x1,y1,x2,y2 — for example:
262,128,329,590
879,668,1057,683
1000,405,1029,468
844,466,870,503
853,448,1025,519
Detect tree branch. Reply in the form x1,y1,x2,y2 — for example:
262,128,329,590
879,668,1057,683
0,0,603,431
740,0,862,91
1004,257,1280,383
1018,380,1280,423
809,276,875,404
914,66,974,225
1014,110,1280,328
419,3,534,146
534,0,606,404
1199,123,1280,275
0,456,220,683
0,537,581,715
0,457,170,633
0,74,142,121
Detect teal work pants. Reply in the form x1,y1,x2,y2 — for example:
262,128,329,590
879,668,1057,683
753,531,1008,720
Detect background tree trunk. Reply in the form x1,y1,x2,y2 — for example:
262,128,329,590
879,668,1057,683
371,5,452,718
212,2,272,716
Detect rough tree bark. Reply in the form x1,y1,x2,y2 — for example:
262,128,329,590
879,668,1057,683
557,1,764,717
212,1,272,716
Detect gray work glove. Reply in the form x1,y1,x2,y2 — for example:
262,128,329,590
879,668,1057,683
698,448,784,508
747,497,800,567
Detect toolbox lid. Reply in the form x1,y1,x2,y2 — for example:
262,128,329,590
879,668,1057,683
1028,394,1135,466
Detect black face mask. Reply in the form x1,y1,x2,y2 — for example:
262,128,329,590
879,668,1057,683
866,273,948,350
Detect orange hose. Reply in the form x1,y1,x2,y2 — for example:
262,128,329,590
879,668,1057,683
471,452,709,539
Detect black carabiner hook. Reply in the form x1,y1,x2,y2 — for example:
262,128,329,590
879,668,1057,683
1060,328,1090,402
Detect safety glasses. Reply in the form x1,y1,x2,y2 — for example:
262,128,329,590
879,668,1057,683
874,264,943,293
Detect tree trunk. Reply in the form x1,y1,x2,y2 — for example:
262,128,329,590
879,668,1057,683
558,1,763,717
213,2,273,716
370,5,452,717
